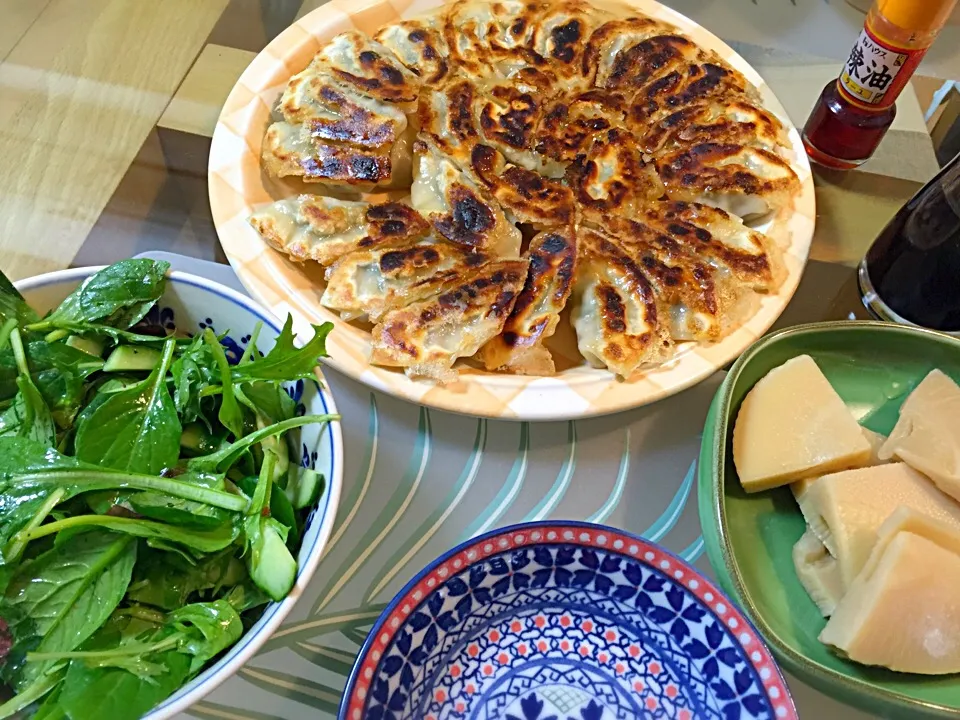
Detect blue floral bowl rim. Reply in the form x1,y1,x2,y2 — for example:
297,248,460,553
15,265,345,720
338,519,797,720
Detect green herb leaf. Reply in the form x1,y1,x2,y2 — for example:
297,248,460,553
237,382,296,425
168,600,242,675
187,414,338,475
2,531,136,688
222,582,271,613
127,491,231,529
230,318,332,384
0,272,40,327
0,438,246,552
169,334,217,427
27,683,67,720
24,515,240,554
0,329,58,448
43,322,181,346
74,339,181,475
126,550,246,611
0,667,64,719
58,648,189,720
0,341,103,429
30,260,170,332
204,329,244,439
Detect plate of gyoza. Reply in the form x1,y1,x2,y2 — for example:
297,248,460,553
209,0,815,420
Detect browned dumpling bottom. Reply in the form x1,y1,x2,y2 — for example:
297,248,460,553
252,0,800,382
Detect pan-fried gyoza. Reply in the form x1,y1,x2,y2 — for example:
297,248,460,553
252,0,801,381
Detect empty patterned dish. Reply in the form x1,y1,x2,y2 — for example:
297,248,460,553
340,521,796,720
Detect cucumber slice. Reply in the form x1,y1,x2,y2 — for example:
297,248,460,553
291,467,325,510
103,345,162,372
235,475,300,548
248,522,297,601
180,422,220,456
66,335,105,357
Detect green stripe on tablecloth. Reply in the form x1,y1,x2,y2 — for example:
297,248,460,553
310,407,432,615
458,421,529,541
363,418,487,602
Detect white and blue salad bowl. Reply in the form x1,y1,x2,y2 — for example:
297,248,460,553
14,266,344,720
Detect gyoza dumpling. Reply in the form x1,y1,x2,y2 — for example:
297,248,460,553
530,0,615,90
534,89,626,163
471,76,565,177
374,18,450,85
417,78,481,168
470,144,574,228
637,98,789,156
590,216,733,342
627,61,759,132
601,33,713,93
481,227,577,375
321,239,490,321
370,258,530,382
442,0,547,77
637,200,781,291
582,16,678,88
279,63,409,147
654,142,800,220
313,31,421,112
565,128,664,221
411,140,522,257
262,31,421,189
249,197,429,266
571,228,671,378
261,120,414,189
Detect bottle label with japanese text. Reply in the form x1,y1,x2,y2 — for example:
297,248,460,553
838,26,925,109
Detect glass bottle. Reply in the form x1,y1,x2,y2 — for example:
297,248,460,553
802,0,959,170
859,151,960,332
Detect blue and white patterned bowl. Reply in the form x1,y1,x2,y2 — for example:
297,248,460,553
341,522,796,720
15,266,343,720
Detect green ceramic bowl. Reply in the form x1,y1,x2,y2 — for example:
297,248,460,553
698,320,960,719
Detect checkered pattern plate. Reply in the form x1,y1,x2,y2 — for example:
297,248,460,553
208,0,816,420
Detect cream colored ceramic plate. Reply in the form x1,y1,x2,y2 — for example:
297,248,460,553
208,0,816,421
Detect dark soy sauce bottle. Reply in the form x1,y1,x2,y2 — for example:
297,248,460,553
859,152,960,332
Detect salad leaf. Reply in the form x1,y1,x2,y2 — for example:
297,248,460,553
27,684,66,720
222,582,271,614
0,438,247,551
0,259,340,719
58,649,189,720
28,260,170,332
0,272,40,327
127,550,246,611
27,515,239,554
242,454,297,601
237,382,296,425
167,600,242,674
0,341,103,428
0,328,56,448
187,413,338,475
2,531,136,688
169,334,216,427
127,491,232,529
204,330,244,439
230,318,332,384
74,339,181,474
43,322,181,346
0,668,64,719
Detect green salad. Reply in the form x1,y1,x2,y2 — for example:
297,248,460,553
0,260,337,719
